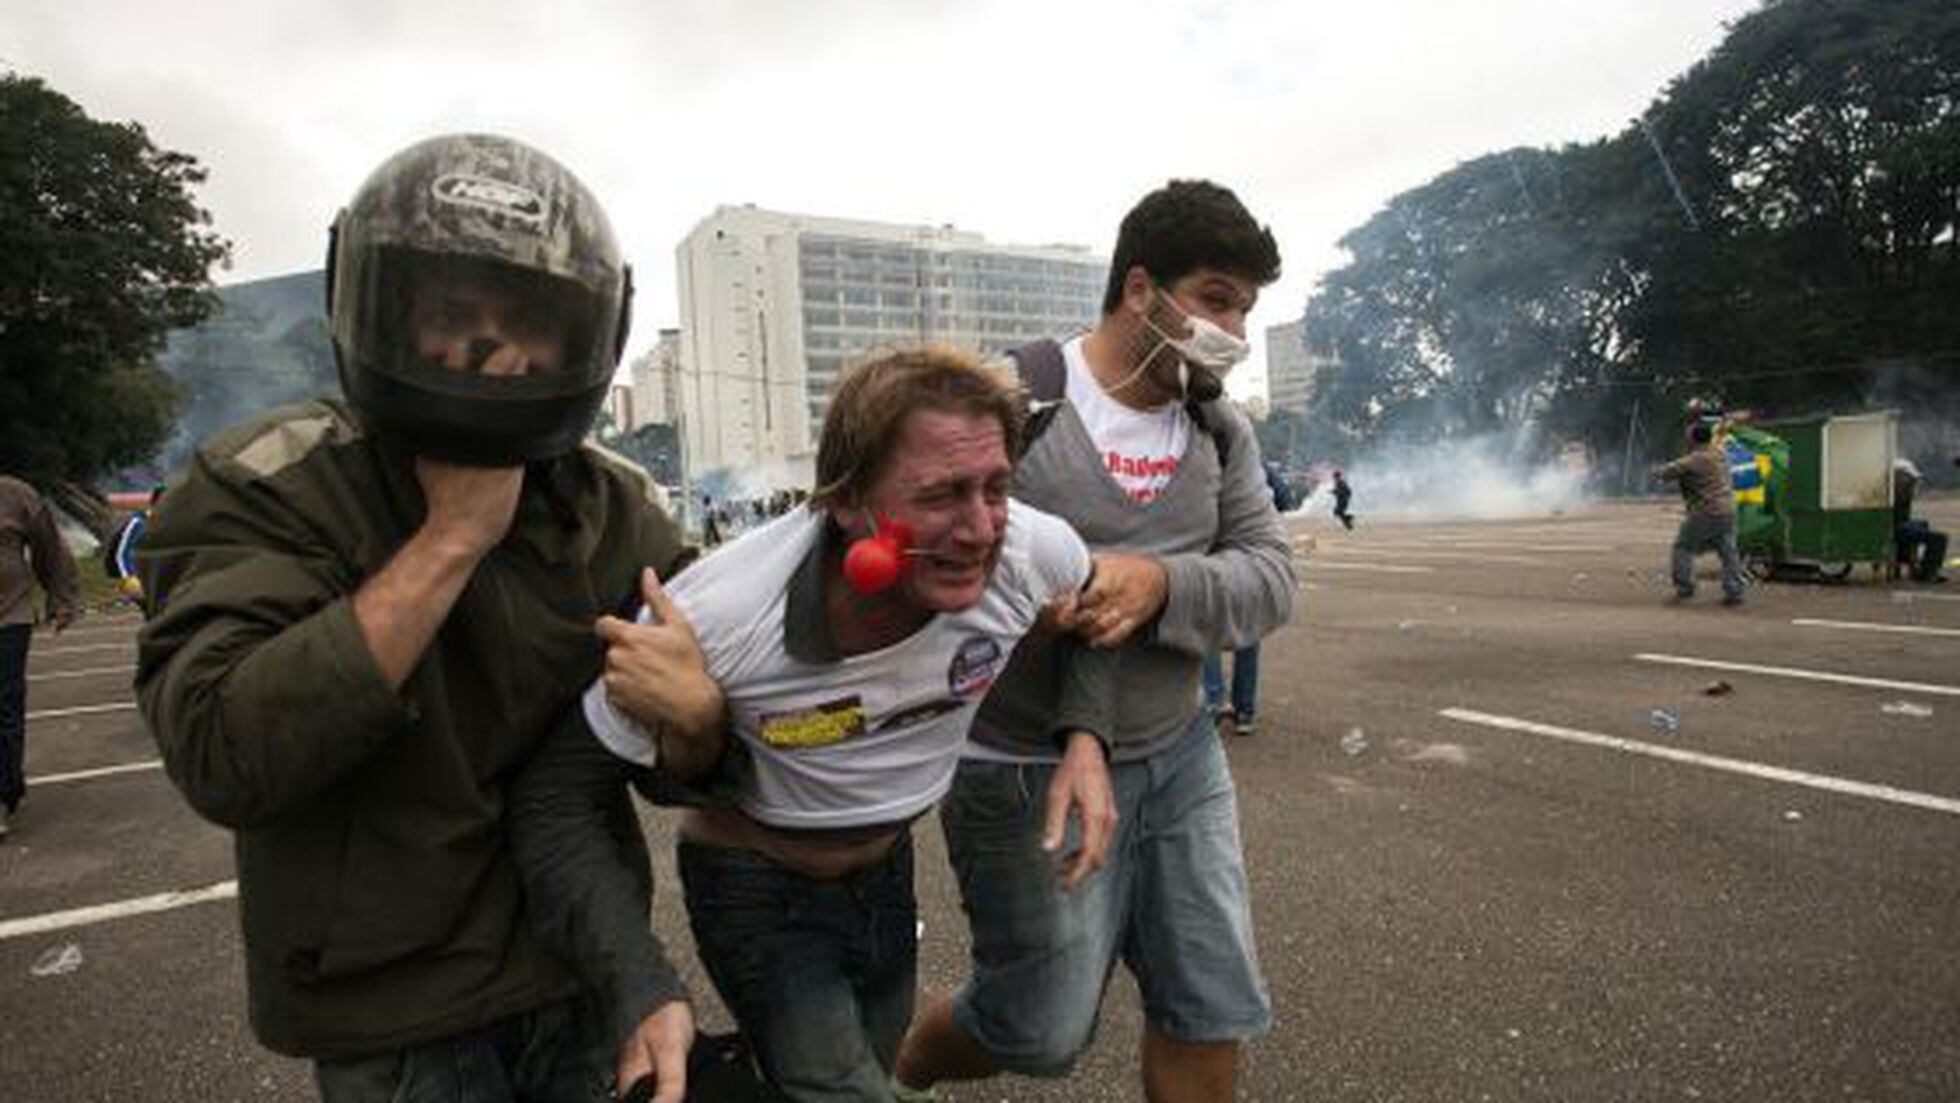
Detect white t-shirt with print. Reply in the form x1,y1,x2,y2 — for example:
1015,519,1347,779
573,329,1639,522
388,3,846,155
1062,335,1192,505
582,501,1090,830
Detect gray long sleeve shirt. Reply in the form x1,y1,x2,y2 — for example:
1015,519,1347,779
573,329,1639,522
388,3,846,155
1656,445,1735,519
972,396,1297,763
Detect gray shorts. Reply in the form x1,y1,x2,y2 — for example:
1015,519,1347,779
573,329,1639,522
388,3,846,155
942,713,1270,1076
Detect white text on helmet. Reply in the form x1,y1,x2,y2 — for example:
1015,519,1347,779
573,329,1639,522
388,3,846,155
432,174,547,226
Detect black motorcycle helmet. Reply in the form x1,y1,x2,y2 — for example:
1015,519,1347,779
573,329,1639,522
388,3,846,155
326,134,632,464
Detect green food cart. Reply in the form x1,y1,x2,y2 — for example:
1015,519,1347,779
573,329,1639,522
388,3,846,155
1728,411,1897,581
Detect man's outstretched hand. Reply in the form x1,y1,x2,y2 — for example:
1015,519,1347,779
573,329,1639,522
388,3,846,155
1043,731,1117,890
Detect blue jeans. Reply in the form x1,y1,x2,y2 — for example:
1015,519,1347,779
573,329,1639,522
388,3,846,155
0,624,29,811
1672,513,1746,600
678,833,917,1103
942,714,1270,1076
1202,645,1261,720
312,995,610,1103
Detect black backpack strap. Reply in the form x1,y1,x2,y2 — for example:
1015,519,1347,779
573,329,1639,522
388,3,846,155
1008,339,1067,401
1187,399,1232,470
1007,340,1068,457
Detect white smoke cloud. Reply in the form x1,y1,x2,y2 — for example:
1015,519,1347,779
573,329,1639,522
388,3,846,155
1295,435,1593,520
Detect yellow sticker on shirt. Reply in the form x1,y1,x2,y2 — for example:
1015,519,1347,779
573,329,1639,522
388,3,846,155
758,697,867,749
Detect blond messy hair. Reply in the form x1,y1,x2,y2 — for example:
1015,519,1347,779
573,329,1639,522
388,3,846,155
810,345,1022,511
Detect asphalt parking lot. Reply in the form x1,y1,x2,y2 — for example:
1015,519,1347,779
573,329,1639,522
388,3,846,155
3,498,1956,1102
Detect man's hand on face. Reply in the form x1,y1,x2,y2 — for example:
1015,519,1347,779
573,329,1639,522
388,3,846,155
1043,730,1117,890
414,458,524,560
596,567,726,778
1059,552,1168,648
470,341,542,377
617,999,694,1103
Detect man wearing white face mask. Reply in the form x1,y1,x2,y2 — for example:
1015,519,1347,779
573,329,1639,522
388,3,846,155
898,180,1294,1103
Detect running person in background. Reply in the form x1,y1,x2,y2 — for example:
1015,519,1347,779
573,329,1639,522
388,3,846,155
1331,469,1355,530
105,484,164,605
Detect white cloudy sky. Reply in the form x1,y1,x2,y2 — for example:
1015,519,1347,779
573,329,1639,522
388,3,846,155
6,0,1760,395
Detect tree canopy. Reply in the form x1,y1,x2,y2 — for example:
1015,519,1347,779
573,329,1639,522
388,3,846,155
1297,0,1960,483
131,272,338,485
599,421,683,487
0,74,230,520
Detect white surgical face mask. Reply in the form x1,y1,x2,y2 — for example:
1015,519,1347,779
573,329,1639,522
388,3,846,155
1145,287,1250,374
1102,283,1251,403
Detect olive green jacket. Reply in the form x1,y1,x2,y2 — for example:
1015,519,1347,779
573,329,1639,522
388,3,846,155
135,400,684,1058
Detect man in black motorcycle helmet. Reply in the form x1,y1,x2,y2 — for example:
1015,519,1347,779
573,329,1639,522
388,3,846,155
329,133,631,463
136,134,722,1103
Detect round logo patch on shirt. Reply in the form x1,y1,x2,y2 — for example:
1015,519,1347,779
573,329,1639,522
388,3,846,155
948,636,1004,698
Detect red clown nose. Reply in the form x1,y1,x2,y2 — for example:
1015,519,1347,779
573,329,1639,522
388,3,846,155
842,517,914,595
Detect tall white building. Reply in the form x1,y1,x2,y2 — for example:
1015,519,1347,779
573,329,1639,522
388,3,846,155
1265,318,1337,415
603,385,635,433
676,205,1106,479
627,328,683,430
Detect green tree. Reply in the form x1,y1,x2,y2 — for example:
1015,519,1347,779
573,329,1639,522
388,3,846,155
1303,141,1630,451
1301,0,1960,481
1617,0,1960,415
0,74,230,528
1251,406,1305,469
603,421,683,486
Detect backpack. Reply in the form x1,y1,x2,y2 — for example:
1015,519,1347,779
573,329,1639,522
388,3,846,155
1265,463,1296,512
1006,339,1231,468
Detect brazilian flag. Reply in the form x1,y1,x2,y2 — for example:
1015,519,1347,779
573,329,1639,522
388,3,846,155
1725,425,1789,551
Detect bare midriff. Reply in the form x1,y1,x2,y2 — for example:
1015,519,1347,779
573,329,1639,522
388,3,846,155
678,805,909,880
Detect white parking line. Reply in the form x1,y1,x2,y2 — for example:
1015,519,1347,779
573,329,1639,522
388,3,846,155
1891,591,1960,604
1633,654,1960,697
1416,539,1614,553
1792,618,1960,639
26,702,138,721
31,643,133,658
1298,561,1436,574
28,759,162,786
0,881,238,942
1438,525,1641,538
38,626,140,642
1319,549,1550,566
1440,708,1960,816
27,665,134,683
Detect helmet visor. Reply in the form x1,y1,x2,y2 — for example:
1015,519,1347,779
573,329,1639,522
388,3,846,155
338,244,621,402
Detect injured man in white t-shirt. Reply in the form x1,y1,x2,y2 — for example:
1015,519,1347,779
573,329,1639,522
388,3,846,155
507,348,1118,1103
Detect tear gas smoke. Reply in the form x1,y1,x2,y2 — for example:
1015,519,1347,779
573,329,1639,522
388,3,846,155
1293,434,1594,521
694,457,815,506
